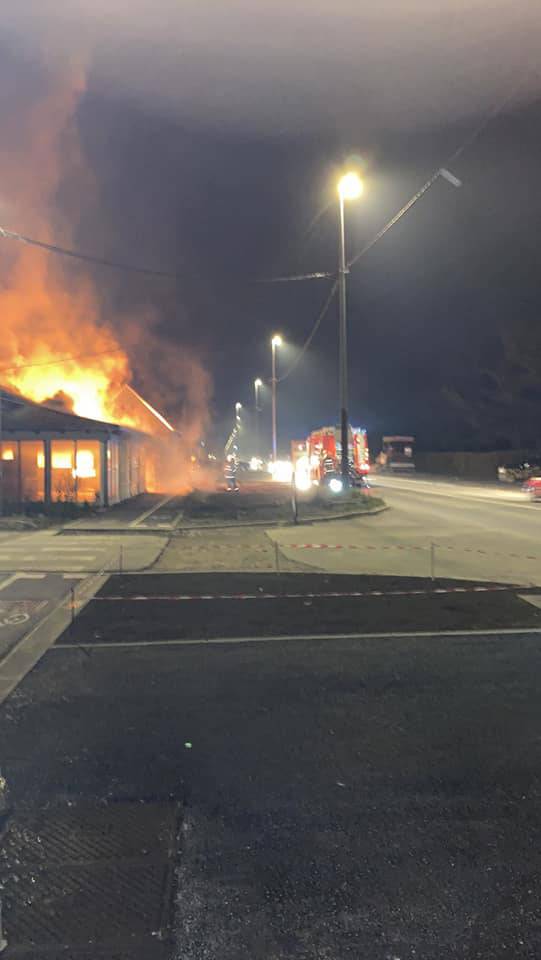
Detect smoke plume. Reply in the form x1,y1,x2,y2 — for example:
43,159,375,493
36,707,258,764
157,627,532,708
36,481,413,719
0,64,212,449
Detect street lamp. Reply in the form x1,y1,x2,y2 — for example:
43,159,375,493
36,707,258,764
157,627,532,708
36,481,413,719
271,335,282,461
337,170,363,485
254,378,263,457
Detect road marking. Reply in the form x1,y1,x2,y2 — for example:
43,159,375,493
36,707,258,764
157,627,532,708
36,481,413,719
0,572,47,590
38,554,97,561
518,594,541,609
54,625,541,650
40,544,104,553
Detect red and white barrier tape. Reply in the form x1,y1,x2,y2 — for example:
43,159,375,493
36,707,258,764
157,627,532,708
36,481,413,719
287,543,538,561
94,585,511,602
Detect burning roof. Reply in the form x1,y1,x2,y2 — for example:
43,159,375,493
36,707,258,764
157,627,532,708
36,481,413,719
110,384,176,437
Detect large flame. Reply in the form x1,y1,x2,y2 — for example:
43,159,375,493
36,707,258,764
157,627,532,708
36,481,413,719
1,246,131,422
0,68,134,425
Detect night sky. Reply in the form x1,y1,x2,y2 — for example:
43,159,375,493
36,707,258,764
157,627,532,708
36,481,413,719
1,2,541,453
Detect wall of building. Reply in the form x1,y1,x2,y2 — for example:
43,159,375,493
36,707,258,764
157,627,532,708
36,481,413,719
1,432,153,509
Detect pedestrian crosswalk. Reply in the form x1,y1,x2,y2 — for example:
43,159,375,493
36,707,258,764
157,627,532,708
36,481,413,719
0,533,119,572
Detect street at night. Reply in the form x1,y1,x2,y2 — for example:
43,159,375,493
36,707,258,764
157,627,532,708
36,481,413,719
2,1,541,957
3,592,541,957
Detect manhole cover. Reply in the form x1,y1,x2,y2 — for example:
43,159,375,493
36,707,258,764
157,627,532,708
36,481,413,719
1,800,180,957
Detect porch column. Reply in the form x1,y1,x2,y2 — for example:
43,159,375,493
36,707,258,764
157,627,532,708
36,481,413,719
44,439,51,505
101,440,109,507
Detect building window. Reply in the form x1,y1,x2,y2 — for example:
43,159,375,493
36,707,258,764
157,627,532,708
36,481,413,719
51,439,102,504
0,442,19,503
20,441,45,502
74,441,101,504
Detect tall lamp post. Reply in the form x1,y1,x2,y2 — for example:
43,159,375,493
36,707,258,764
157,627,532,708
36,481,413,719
337,171,363,486
254,378,262,457
271,335,282,461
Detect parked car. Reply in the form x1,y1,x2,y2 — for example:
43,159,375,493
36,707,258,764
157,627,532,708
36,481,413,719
497,459,541,483
523,476,541,500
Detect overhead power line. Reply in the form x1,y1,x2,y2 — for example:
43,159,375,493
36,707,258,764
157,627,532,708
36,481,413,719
262,70,532,285
278,279,338,382
258,269,332,283
0,346,126,374
0,226,181,280
276,72,531,379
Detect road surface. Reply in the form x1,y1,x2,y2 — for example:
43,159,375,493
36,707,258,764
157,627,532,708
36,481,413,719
2,575,541,958
270,473,541,586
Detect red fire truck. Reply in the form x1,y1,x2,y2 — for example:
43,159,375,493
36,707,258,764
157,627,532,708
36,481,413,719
291,425,370,488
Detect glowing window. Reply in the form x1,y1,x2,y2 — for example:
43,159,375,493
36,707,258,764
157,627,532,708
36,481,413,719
37,452,45,469
1,448,15,461
52,452,73,469
74,450,96,479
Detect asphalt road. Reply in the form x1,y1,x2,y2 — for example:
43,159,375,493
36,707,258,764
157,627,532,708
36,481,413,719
2,604,541,957
270,473,541,586
58,572,541,644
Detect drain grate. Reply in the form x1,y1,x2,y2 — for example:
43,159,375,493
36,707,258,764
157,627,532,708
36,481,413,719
1,800,180,958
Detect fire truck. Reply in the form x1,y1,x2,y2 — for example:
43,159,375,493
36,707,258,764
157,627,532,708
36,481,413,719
291,425,370,489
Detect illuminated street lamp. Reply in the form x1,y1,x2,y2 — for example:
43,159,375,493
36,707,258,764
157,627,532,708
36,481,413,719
254,378,263,457
337,170,363,485
271,335,282,460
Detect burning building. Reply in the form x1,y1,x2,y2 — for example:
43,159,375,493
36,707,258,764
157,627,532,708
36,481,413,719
0,69,211,505
0,387,176,508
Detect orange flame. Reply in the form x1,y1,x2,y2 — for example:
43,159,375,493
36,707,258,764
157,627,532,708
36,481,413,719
0,68,135,426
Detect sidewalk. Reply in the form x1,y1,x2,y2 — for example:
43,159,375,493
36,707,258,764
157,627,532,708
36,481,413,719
61,493,184,534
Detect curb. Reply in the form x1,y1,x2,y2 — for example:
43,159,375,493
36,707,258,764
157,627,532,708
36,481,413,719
58,527,173,536
293,503,389,525
173,503,388,533
0,573,109,705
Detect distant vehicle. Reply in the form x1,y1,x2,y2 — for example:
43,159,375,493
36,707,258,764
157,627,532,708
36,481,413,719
377,436,415,472
497,458,541,484
291,425,370,491
523,476,541,500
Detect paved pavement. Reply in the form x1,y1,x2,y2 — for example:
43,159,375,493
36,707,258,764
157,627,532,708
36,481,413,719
58,572,541,644
2,593,541,957
0,526,166,693
269,474,541,586
0,571,74,662
0,530,166,572
157,527,309,572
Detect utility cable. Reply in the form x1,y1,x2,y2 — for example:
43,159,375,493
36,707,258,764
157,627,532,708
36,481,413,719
0,346,125,374
0,225,181,280
275,72,533,378
277,279,338,382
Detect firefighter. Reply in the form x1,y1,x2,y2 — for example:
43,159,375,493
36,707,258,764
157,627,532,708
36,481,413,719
224,453,239,492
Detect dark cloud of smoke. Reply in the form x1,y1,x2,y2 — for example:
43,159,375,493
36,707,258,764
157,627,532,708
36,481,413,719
2,1,540,136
